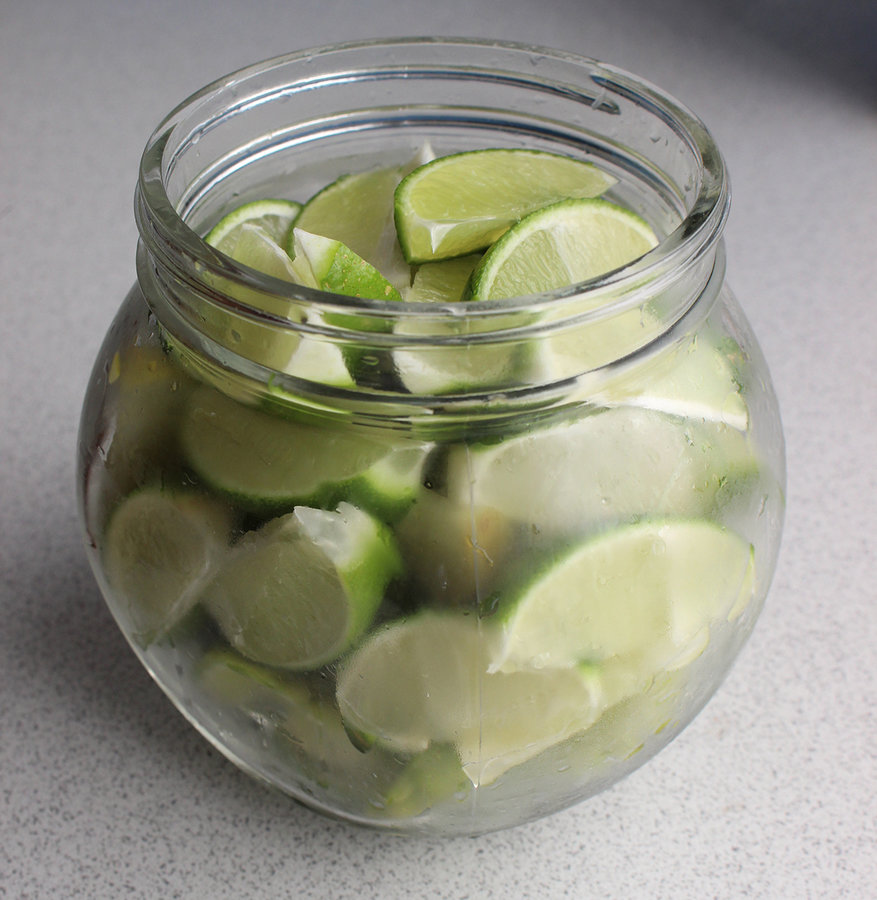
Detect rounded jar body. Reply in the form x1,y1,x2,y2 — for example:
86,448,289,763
77,40,785,836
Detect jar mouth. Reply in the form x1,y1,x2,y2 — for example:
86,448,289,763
136,37,728,325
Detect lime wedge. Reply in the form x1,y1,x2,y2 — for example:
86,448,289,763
395,488,514,606
394,149,616,264
103,345,192,498
405,254,482,303
275,334,356,389
336,612,608,785
225,222,313,286
344,445,431,524
292,164,414,292
594,329,750,431
179,384,417,514
195,208,356,387
490,519,755,674
393,312,529,396
102,489,231,644
202,502,401,669
207,198,302,249
466,197,658,300
440,407,759,536
203,206,311,373
290,228,402,302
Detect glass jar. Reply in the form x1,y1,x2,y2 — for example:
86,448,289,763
77,38,785,836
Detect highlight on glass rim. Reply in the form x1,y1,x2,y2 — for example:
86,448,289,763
77,38,785,836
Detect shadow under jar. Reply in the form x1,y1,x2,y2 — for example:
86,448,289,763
77,38,785,836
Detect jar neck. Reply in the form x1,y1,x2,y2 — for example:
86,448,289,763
134,39,729,423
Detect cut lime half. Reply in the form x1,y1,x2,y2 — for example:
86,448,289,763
466,197,658,301
202,502,402,669
394,149,617,264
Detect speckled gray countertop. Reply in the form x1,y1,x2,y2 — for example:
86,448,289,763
2,1,875,897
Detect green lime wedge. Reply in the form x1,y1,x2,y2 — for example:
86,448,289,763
290,228,402,302
490,518,754,674
343,445,431,524
440,406,759,536
202,502,402,669
274,334,356,388
206,198,302,250
394,149,617,264
292,163,414,293
405,254,482,303
208,222,306,286
392,313,529,396
593,329,750,431
179,384,419,515
103,345,192,498
466,197,658,300
336,612,608,785
102,489,232,644
203,206,311,374
395,488,515,606
185,217,356,388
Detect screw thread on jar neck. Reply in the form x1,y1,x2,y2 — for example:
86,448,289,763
134,39,729,419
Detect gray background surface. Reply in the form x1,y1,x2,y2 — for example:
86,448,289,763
2,1,875,897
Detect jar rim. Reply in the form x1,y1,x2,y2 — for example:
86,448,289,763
135,36,729,322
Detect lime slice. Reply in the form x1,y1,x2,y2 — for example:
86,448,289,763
206,198,302,250
180,384,416,514
441,406,759,536
292,164,413,292
394,149,617,264
336,612,608,785
202,502,402,669
405,254,482,303
490,519,755,674
102,489,231,644
290,229,402,302
466,197,658,300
